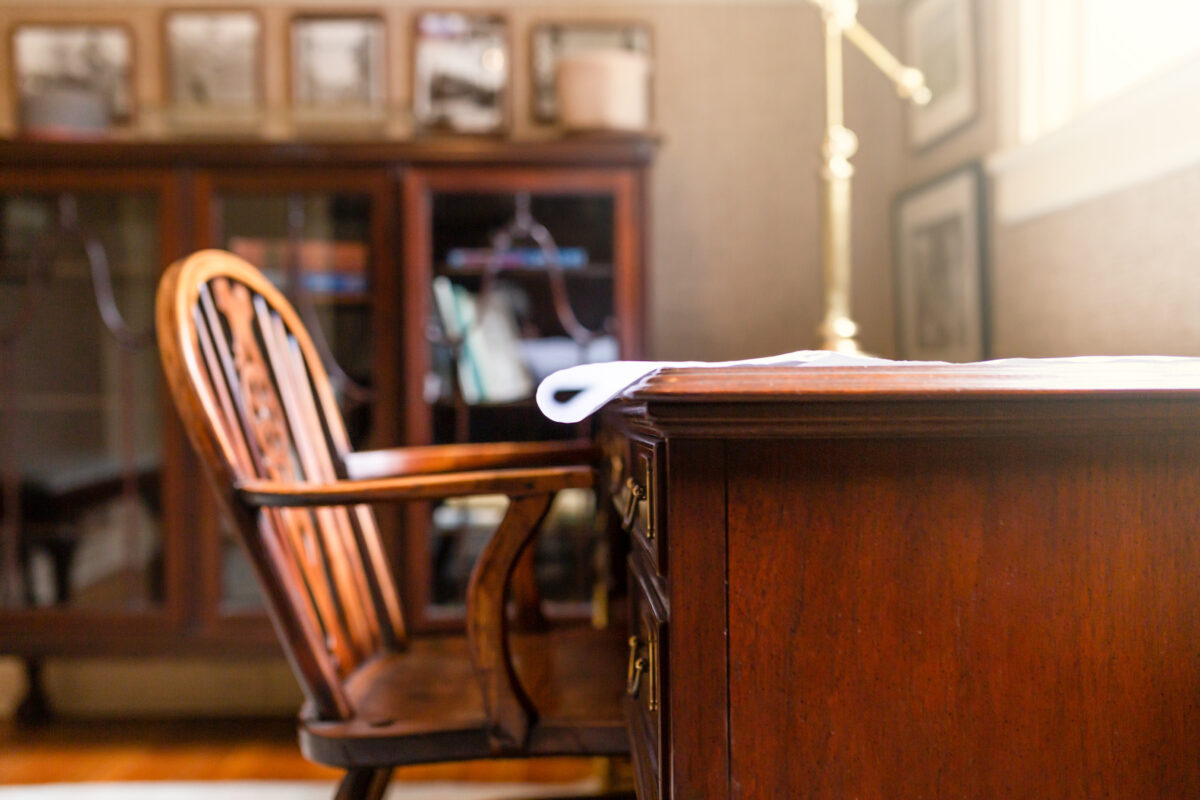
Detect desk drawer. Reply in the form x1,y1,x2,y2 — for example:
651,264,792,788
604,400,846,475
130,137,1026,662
609,434,666,576
626,551,668,800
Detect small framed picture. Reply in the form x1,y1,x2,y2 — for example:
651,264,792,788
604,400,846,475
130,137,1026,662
290,14,386,117
893,163,988,362
412,11,509,135
164,9,262,113
904,0,977,149
11,24,134,130
530,21,652,123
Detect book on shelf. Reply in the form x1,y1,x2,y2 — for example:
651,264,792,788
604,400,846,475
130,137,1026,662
472,290,536,403
257,270,369,294
432,276,482,403
433,495,509,530
431,276,534,404
445,246,589,270
229,237,369,294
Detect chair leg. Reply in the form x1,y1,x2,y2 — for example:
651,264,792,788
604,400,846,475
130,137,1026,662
334,767,391,800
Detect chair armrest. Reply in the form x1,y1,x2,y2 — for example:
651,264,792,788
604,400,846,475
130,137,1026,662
465,492,557,751
343,440,598,480
464,469,610,750
236,466,593,508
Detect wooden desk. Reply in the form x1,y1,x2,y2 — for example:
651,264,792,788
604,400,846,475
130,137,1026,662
600,361,1200,800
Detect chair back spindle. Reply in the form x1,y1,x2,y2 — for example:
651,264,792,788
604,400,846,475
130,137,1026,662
157,250,405,720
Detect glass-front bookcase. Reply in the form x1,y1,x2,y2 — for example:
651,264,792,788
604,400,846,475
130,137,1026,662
0,169,184,652
0,136,654,670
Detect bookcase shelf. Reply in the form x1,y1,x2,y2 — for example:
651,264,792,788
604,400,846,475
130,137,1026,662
434,263,615,279
307,292,372,306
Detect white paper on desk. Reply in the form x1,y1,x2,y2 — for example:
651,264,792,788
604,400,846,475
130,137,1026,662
536,352,1200,424
535,349,894,424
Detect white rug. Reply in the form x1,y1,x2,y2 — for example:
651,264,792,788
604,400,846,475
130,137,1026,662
0,779,602,800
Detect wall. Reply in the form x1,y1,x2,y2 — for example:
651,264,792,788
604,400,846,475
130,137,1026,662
991,164,1200,357
901,0,999,188
0,0,905,361
0,0,908,715
634,3,904,359
898,0,1200,359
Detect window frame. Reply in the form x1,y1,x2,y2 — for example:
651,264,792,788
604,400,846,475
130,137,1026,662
988,1,1200,224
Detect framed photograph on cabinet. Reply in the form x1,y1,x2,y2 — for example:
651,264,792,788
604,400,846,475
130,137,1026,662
164,9,262,114
11,23,134,132
904,0,977,149
290,13,386,118
530,21,652,123
893,163,988,362
411,11,509,135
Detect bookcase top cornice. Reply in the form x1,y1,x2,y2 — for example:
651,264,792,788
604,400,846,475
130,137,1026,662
0,133,659,168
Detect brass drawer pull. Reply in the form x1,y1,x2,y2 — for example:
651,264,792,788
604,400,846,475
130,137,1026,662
626,634,658,710
627,635,647,698
622,476,646,531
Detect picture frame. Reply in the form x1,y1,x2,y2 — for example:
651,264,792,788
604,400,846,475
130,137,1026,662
411,10,510,135
10,23,135,131
164,8,262,114
893,163,988,362
289,13,386,118
529,21,652,123
904,0,977,150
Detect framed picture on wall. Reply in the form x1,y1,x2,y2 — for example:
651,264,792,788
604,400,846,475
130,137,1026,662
289,13,386,117
529,21,652,123
893,163,988,362
11,23,135,131
411,11,509,135
904,0,977,149
164,9,262,114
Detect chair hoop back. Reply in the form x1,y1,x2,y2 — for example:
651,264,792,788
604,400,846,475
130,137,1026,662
157,249,404,720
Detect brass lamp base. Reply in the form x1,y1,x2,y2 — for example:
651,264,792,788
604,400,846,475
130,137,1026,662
809,0,929,354
817,315,863,355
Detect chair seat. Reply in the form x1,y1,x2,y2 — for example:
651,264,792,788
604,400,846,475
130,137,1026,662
299,623,630,768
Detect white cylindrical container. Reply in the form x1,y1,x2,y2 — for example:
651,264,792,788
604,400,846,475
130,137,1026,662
556,50,650,132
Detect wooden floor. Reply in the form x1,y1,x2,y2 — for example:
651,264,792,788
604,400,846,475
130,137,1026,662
0,718,605,785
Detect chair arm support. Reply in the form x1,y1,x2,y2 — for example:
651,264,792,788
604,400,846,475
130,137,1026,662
465,492,557,752
344,440,598,480
236,466,593,508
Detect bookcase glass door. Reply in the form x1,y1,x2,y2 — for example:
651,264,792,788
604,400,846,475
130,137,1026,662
207,189,376,615
0,191,164,613
424,190,619,618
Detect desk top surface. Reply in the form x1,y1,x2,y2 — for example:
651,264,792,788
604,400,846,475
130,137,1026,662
613,359,1200,438
626,359,1200,401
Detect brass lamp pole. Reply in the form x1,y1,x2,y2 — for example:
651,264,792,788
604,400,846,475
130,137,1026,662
810,0,931,353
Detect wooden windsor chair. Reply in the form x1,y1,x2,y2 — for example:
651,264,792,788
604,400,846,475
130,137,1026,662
156,250,629,800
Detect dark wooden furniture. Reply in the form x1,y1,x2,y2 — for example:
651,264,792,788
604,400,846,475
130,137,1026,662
0,136,653,664
602,361,1200,800
157,249,629,800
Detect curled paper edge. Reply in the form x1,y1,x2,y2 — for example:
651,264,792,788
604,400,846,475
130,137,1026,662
534,350,893,424
535,361,665,424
